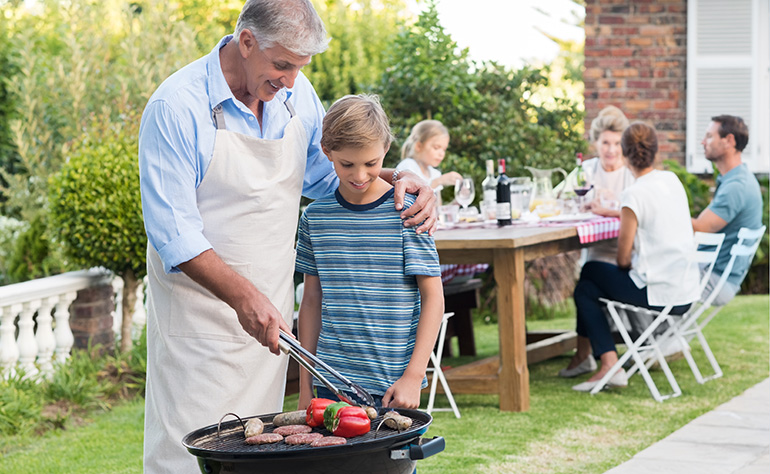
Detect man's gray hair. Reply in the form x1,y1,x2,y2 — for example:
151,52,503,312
234,0,330,56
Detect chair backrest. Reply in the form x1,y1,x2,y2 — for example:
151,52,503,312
700,225,766,308
692,231,726,295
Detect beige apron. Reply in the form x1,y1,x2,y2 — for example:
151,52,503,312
143,100,306,473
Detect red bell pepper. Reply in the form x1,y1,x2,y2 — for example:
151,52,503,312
324,403,371,438
306,398,335,428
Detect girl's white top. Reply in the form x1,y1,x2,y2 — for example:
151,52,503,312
397,158,442,189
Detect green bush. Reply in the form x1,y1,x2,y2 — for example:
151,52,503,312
0,0,200,283
48,115,146,351
0,373,44,437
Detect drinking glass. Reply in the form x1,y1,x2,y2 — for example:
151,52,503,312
454,177,475,212
573,166,593,212
509,177,532,219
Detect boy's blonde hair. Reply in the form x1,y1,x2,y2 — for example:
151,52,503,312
321,94,393,152
401,120,449,159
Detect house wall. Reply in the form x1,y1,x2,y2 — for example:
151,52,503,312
583,0,688,165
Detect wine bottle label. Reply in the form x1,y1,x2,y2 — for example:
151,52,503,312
483,189,496,203
496,202,511,218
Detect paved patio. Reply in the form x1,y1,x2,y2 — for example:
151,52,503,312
606,378,770,474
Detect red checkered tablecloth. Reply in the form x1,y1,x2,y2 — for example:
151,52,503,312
440,264,489,284
574,216,621,244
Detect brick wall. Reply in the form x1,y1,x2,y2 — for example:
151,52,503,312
69,284,115,350
583,0,688,165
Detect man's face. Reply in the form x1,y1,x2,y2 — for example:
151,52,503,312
326,143,387,204
241,33,312,103
701,121,732,162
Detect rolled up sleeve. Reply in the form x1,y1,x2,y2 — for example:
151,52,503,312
139,100,212,274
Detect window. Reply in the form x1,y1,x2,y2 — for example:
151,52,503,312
686,0,770,173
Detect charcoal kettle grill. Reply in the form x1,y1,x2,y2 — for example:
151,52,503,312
183,407,444,474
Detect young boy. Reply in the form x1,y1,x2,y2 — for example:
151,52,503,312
295,95,444,409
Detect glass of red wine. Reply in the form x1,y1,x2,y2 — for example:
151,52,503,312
574,167,593,212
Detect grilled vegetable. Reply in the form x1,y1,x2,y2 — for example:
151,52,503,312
244,417,264,438
324,402,371,438
306,398,335,428
322,401,351,432
272,410,307,427
382,410,412,432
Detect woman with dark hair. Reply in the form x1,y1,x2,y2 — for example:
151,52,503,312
561,122,701,392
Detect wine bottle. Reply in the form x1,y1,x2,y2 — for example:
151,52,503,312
496,159,512,226
481,159,497,220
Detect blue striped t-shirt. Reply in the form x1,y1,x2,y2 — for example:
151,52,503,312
295,188,441,396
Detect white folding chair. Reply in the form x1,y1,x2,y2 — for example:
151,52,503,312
425,312,461,418
590,231,724,401
670,225,766,383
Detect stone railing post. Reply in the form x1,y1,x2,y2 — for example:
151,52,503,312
53,292,78,364
0,303,22,378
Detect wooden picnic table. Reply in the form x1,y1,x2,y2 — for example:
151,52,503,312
433,222,616,412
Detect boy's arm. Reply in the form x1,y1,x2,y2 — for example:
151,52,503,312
297,274,323,410
382,275,445,409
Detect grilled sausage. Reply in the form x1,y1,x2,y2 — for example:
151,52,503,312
245,433,283,445
273,424,313,436
364,406,378,420
382,411,412,431
284,432,324,445
310,436,347,447
244,418,264,438
272,410,307,427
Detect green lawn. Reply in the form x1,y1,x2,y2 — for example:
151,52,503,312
1,295,767,473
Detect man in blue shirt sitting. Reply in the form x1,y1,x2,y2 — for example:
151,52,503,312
691,114,763,305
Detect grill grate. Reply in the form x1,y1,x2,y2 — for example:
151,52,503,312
188,411,429,455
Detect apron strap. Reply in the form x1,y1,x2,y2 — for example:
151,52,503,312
212,104,226,130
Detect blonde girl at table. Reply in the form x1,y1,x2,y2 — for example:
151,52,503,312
563,122,700,391
397,120,488,283
396,120,462,193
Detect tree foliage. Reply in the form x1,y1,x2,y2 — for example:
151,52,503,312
304,0,406,103
375,0,587,203
0,0,201,281
48,113,146,351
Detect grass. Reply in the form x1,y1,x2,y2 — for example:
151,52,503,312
0,295,766,473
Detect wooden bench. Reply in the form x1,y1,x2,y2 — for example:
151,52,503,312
442,278,482,357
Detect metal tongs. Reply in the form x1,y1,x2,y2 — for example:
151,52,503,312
277,330,375,407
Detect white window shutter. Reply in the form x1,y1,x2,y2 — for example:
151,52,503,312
687,0,770,174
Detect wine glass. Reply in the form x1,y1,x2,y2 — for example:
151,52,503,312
573,166,593,212
454,177,475,213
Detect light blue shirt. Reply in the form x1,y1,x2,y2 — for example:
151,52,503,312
707,163,763,286
139,36,337,274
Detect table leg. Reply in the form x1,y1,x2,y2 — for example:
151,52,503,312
494,248,529,412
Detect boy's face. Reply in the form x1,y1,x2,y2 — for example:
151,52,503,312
325,143,388,204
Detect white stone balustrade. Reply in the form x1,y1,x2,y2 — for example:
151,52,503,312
0,269,113,380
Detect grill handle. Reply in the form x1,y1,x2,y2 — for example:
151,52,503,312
390,436,445,461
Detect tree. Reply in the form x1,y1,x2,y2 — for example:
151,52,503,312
305,0,407,103
0,0,200,282
375,0,586,203
48,113,146,352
